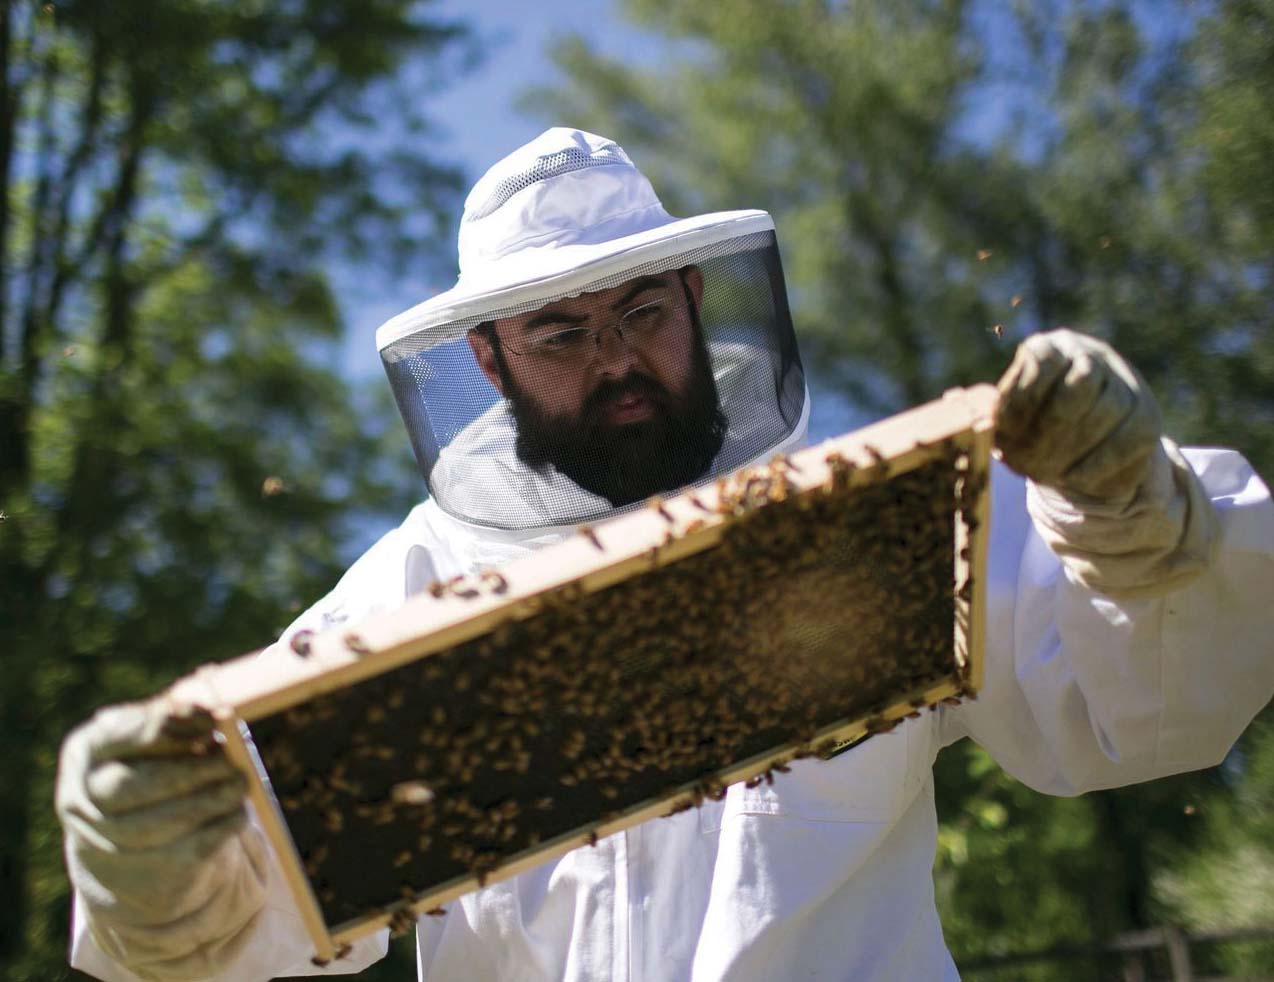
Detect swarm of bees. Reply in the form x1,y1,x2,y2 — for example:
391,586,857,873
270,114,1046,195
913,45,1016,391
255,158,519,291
250,443,983,934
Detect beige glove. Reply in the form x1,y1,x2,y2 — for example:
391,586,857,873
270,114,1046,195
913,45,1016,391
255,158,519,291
996,329,1218,599
57,698,269,981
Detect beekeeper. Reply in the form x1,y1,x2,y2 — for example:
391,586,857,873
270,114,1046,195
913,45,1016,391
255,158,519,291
58,128,1274,982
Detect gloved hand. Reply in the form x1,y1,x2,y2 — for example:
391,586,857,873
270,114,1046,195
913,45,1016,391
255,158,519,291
995,328,1218,599
56,697,269,981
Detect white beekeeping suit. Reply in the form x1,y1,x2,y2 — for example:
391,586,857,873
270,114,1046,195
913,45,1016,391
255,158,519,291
61,128,1274,982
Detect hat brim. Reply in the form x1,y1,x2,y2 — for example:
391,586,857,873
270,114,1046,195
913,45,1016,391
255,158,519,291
376,210,773,353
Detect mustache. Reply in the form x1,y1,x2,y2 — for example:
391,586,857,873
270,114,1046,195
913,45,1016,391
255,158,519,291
584,372,672,417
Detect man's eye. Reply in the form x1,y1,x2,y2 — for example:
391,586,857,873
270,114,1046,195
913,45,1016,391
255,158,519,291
622,301,664,327
537,328,590,350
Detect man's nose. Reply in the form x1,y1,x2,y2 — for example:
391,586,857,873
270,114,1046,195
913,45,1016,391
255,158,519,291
592,324,640,377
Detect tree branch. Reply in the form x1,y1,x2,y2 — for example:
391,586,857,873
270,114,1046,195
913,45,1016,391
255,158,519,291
0,0,24,361
42,27,106,335
98,75,153,355
0,26,59,495
18,34,61,381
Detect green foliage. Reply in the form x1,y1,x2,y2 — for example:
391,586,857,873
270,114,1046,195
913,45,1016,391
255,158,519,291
526,0,1000,412
0,1,467,977
1156,716,1274,974
529,0,1274,971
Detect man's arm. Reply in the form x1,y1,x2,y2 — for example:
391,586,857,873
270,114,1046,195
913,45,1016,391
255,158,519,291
938,330,1274,791
59,700,391,982
58,517,432,981
940,451,1274,793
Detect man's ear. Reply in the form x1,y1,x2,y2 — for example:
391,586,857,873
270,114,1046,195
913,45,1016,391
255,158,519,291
681,265,705,309
467,326,505,395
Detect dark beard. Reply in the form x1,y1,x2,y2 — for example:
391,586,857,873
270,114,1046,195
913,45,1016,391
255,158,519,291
500,343,727,508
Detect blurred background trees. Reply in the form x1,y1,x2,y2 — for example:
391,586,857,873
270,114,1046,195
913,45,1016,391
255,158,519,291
0,0,466,977
3,0,1271,978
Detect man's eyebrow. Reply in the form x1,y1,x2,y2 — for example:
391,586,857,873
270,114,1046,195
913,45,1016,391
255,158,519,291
521,309,588,333
610,275,669,311
519,275,669,331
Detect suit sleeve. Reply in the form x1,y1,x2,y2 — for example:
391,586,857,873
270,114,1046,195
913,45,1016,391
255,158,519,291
939,450,1274,795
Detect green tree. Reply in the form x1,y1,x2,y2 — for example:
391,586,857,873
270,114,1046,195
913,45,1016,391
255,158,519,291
526,0,1004,413
1156,715,1274,975
0,1,467,977
527,0,1274,973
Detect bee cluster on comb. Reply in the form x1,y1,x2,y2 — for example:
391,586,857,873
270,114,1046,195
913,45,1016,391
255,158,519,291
175,385,996,961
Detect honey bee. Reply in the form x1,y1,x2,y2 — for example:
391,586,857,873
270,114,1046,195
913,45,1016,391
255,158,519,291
648,496,675,522
343,631,371,655
391,781,435,806
480,569,509,594
388,908,417,937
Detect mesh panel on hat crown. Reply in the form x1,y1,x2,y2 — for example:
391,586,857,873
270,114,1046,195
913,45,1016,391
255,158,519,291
466,145,632,224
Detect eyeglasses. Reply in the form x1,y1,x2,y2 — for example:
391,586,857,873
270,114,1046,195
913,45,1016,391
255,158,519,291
497,295,677,363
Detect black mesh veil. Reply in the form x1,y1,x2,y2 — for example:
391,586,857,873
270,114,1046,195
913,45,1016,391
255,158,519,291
381,229,806,530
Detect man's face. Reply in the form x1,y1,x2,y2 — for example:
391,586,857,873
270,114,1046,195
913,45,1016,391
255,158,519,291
467,268,727,506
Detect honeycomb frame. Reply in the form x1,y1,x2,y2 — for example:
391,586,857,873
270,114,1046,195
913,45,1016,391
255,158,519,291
170,384,997,963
